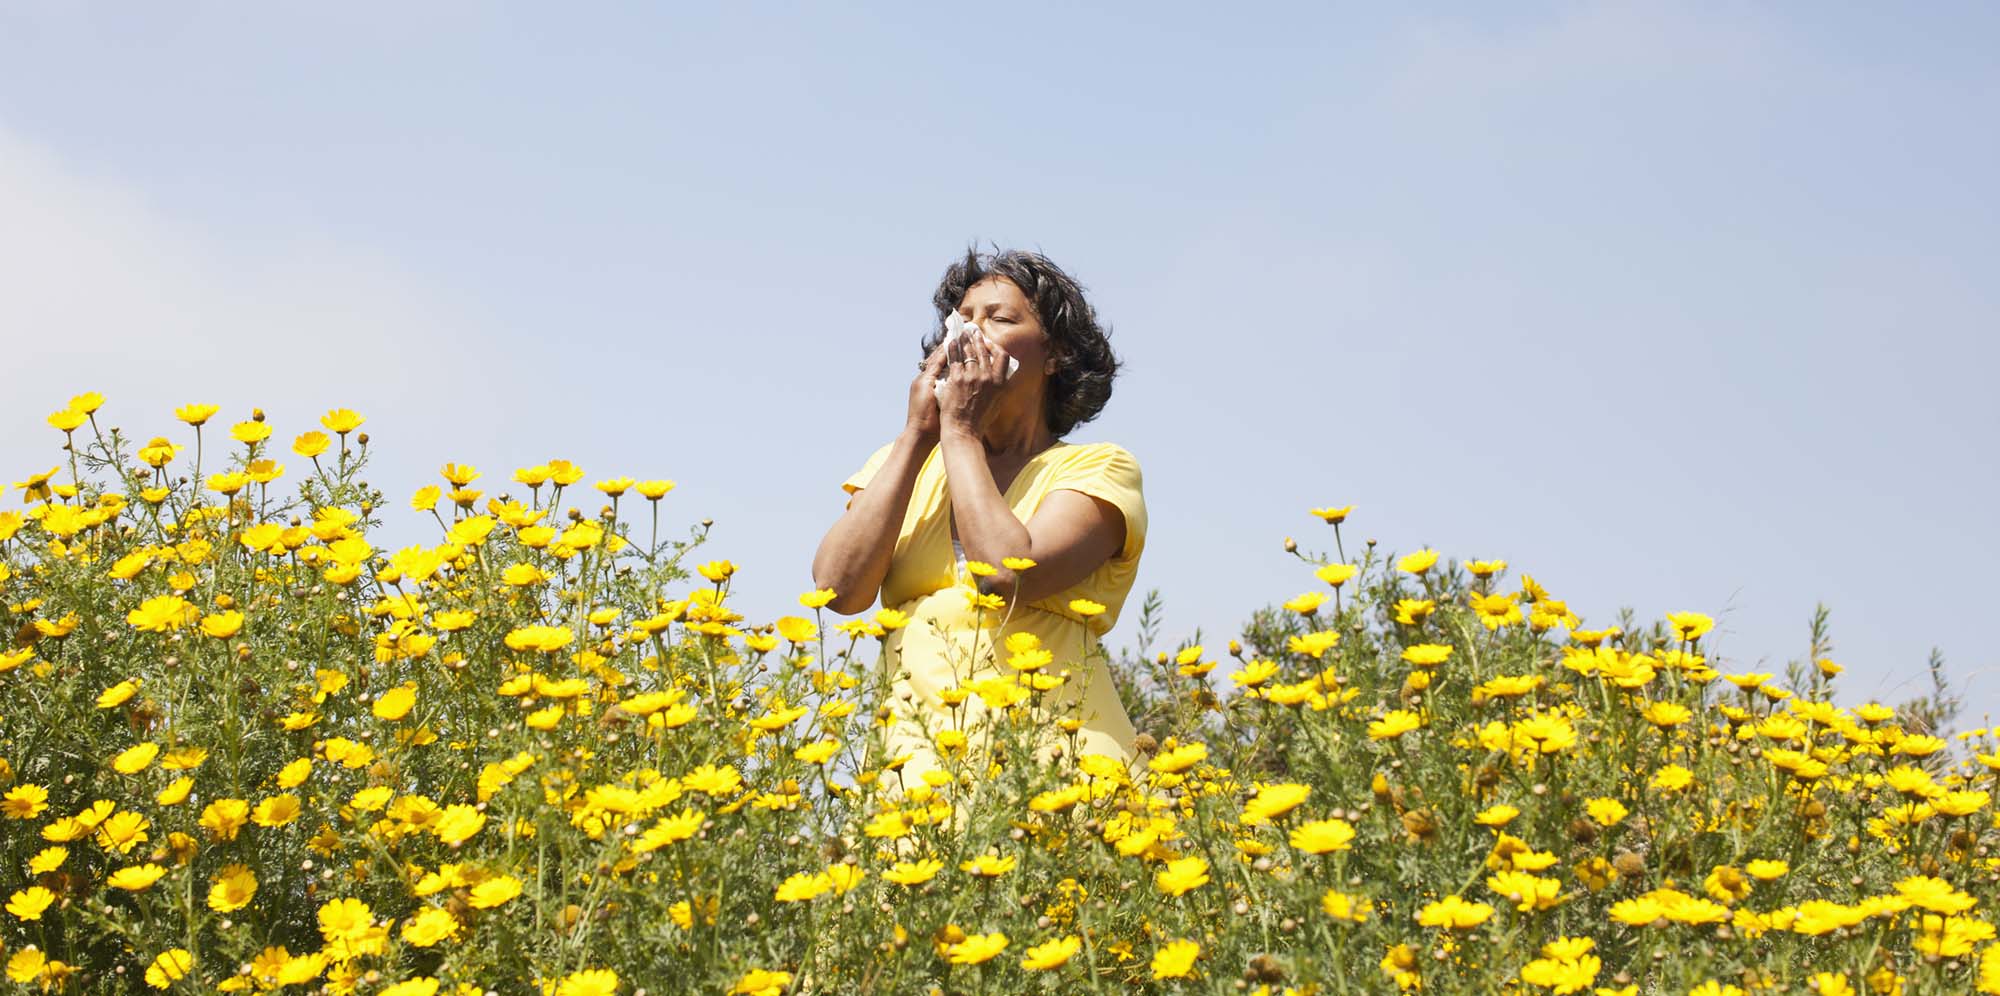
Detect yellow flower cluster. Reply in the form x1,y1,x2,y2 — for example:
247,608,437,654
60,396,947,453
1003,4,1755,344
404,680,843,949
0,396,1992,996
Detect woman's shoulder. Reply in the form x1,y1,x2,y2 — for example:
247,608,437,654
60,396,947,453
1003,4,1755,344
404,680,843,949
1054,440,1142,475
1048,442,1144,492
1056,439,1138,461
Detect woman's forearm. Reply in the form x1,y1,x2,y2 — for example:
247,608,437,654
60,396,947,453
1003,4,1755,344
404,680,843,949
812,427,936,615
938,425,1032,576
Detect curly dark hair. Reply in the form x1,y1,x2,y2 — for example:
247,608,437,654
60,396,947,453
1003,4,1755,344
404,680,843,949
925,244,1121,438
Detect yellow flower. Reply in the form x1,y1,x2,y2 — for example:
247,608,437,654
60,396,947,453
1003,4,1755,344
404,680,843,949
1896,875,1978,914
945,932,1009,966
171,403,219,426
793,739,840,765
1487,870,1562,912
1019,935,1081,971
960,853,1018,878
95,810,149,853
113,742,160,774
1154,856,1210,897
698,560,737,582
1242,782,1311,826
1744,859,1788,881
1397,548,1439,574
320,408,365,434
252,794,301,828
1290,818,1356,854
1315,562,1359,587
96,679,139,709
468,876,523,908
1288,630,1341,658
5,948,47,984
730,969,793,996
230,420,272,444
1322,889,1371,922
399,907,461,948
1151,939,1200,979
434,804,486,846
1417,895,1493,929
1368,710,1423,741
292,431,331,457
1393,598,1435,625
881,858,942,886
1068,598,1106,617
555,968,619,996
1468,591,1523,630
127,595,197,633
372,683,418,721
1310,505,1353,523
963,586,1005,612
144,949,193,990
1585,798,1628,827
199,610,244,639
1149,742,1208,774
682,764,743,796
207,864,257,912
108,863,170,891
1640,701,1692,728
504,624,574,653
1231,658,1280,688
1666,611,1715,642
7,886,54,921
200,799,250,840
1401,644,1452,668
637,479,676,500
1283,591,1329,615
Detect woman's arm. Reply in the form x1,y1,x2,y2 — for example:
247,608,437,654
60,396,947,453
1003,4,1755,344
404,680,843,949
812,425,936,616
813,345,954,615
939,426,1125,607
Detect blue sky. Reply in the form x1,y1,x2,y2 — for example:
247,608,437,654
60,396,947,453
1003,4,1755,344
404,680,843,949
2,3,1995,720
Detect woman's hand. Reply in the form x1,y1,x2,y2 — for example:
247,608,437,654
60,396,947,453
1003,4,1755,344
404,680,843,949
935,330,1009,436
906,343,951,440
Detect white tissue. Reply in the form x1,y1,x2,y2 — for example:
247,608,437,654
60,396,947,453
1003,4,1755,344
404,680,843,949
933,312,1018,396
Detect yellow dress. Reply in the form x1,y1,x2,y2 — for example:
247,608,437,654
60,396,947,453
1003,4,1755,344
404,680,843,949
840,439,1147,793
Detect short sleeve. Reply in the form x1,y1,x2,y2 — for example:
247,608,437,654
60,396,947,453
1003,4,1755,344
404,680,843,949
840,442,896,501
1047,443,1146,564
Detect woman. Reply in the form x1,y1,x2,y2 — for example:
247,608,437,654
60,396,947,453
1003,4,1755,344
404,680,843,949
811,246,1147,799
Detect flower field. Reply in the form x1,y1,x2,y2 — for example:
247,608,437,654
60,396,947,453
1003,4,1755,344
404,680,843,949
1,394,1995,995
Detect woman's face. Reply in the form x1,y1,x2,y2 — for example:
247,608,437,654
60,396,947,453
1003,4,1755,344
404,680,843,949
955,275,1051,381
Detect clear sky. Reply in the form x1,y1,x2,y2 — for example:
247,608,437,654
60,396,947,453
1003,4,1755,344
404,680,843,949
3,3,1994,722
